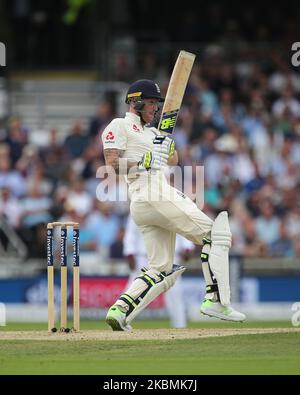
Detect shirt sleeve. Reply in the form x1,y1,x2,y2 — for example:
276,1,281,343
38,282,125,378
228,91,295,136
101,119,127,150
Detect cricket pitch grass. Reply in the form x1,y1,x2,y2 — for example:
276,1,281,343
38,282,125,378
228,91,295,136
0,321,300,375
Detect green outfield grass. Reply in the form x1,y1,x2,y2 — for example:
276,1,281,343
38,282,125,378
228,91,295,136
0,320,299,375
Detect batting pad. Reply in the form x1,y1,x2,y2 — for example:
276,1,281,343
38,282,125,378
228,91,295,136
125,265,186,325
209,211,232,306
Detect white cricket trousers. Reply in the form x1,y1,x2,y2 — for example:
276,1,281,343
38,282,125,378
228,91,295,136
129,178,213,273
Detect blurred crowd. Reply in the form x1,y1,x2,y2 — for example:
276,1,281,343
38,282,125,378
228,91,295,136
1,50,300,261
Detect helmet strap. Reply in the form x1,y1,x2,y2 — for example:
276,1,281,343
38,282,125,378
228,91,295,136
130,99,147,124
129,98,161,125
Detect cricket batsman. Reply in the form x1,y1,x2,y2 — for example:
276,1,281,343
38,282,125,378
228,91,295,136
102,79,246,331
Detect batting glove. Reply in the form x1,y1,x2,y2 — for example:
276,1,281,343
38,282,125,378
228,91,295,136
138,150,169,171
153,135,175,159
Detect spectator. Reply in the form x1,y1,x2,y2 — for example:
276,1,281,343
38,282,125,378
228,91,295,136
269,221,294,257
243,217,268,257
88,100,114,138
64,119,89,159
19,184,52,257
272,86,300,119
110,227,125,259
232,138,256,185
0,151,26,197
65,178,93,217
88,201,120,251
20,184,52,228
204,134,237,187
0,186,22,228
59,206,98,253
286,206,300,241
4,116,28,165
43,144,69,187
255,201,280,246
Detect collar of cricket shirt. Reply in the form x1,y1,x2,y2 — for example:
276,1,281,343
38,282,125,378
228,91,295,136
125,112,143,127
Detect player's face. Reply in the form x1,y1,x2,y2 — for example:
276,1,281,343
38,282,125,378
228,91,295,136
142,98,160,123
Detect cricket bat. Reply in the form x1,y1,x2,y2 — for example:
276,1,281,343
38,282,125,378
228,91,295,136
158,50,196,135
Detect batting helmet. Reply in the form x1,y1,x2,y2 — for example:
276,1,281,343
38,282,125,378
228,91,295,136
125,79,164,103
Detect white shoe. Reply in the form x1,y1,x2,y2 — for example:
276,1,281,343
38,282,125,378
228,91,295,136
200,299,246,322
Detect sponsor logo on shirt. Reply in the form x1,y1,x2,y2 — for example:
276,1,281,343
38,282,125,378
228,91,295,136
106,131,115,140
132,124,141,132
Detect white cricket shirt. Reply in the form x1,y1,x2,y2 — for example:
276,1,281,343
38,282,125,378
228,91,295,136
101,112,166,186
